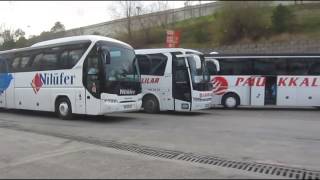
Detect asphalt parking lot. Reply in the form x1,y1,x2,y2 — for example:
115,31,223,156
0,107,319,179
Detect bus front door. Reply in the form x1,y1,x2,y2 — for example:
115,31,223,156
172,56,192,111
84,55,102,115
250,76,265,106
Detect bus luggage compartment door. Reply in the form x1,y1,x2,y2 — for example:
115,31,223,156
250,76,265,106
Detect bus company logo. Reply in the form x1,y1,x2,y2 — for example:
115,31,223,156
31,73,43,94
211,76,228,95
31,72,75,94
120,89,136,95
278,77,320,87
235,77,265,87
141,77,160,84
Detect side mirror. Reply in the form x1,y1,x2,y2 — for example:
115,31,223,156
205,58,220,72
104,51,111,64
98,47,111,64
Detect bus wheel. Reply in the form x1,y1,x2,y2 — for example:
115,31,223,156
143,95,159,113
222,93,240,109
56,97,73,120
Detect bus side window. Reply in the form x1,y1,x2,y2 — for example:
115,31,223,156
287,59,309,75
149,54,167,76
136,55,151,75
308,59,320,75
69,49,84,67
60,48,86,69
253,59,277,75
274,58,287,75
206,60,218,75
42,53,58,70
31,54,44,71
11,57,20,72
19,56,31,71
219,59,234,75
60,51,69,69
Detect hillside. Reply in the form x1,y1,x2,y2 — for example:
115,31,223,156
124,2,320,49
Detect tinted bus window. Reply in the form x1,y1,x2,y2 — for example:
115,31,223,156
137,55,151,75
219,59,253,75
11,57,20,72
253,58,282,75
60,48,86,69
287,59,309,75
308,59,320,75
42,53,59,70
273,58,287,75
206,60,218,75
149,54,167,76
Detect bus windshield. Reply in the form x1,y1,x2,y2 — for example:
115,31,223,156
187,55,212,91
103,47,140,82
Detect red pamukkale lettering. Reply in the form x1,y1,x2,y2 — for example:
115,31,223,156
312,78,319,87
243,77,254,86
300,78,309,87
278,77,288,86
256,77,266,86
288,77,298,86
235,77,244,86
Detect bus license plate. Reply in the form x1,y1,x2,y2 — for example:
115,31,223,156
124,104,133,109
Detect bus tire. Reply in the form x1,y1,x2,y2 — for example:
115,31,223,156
142,95,160,113
55,97,73,120
222,93,240,109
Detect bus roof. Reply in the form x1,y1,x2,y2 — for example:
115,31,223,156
31,35,131,48
0,35,132,55
135,48,202,55
204,53,320,58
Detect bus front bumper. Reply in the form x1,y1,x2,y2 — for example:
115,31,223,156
101,100,142,113
191,100,212,110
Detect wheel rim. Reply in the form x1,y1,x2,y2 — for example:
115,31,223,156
59,102,69,116
225,97,236,108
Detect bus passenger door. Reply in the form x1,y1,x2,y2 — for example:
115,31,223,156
84,53,102,115
172,55,192,111
250,76,265,106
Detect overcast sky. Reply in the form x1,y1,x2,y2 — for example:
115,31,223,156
0,1,213,38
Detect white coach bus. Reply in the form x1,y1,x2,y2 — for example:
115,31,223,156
205,53,320,108
0,35,142,119
135,48,215,113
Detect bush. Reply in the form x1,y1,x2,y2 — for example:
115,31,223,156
271,4,296,33
214,1,271,44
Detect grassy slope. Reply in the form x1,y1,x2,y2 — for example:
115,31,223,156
143,3,320,48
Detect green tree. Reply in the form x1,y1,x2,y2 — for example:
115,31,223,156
50,21,65,33
271,4,295,33
0,30,15,50
14,28,25,39
15,36,28,48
